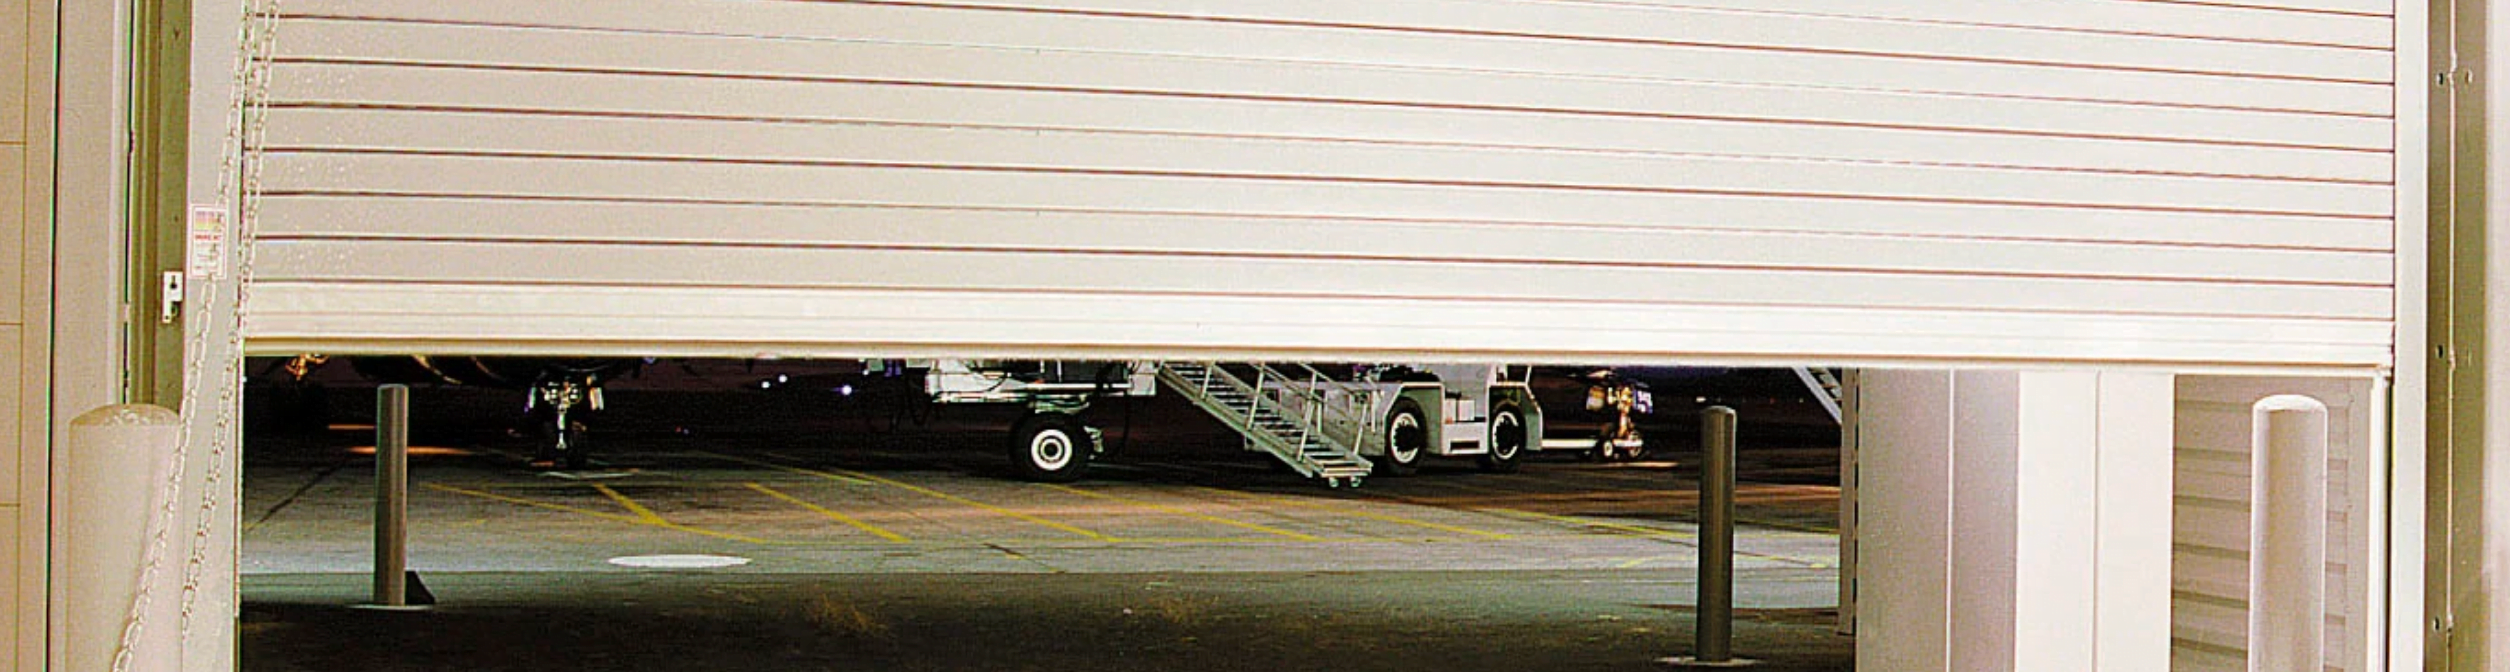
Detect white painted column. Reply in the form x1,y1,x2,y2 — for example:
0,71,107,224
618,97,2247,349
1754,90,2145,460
1856,369,1952,670
1857,369,2174,672
2094,374,2176,672
179,0,246,669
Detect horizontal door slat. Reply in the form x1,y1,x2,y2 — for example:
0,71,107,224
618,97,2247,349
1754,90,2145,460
266,103,2393,186
261,110,2394,217
271,18,2395,116
260,153,2395,228
250,240,2398,320
253,196,2397,286
278,0,2393,82
269,62,2397,152
1535,0,2392,47
238,284,2395,367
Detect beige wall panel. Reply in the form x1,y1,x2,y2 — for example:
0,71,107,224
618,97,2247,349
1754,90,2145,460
0,145,16,323
0,511,15,672
0,329,13,501
1855,370,1953,670
1947,370,2022,671
0,327,15,504
0,0,20,144
2094,372,2179,672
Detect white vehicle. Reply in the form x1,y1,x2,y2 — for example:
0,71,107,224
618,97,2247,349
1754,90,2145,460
921,361,1544,487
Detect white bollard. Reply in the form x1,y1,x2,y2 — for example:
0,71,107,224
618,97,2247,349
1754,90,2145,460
2250,395,2327,672
65,404,183,672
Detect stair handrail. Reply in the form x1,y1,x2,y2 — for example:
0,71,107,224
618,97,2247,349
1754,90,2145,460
1791,366,1843,425
1249,362,1377,456
1160,363,1350,474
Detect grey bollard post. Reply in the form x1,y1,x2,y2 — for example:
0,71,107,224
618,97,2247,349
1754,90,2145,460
65,405,183,672
2250,396,2326,672
375,384,410,606
1666,406,1754,667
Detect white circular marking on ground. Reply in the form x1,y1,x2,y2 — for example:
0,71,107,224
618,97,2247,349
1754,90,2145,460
607,554,753,569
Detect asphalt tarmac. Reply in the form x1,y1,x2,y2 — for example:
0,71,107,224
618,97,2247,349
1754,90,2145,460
240,365,1853,671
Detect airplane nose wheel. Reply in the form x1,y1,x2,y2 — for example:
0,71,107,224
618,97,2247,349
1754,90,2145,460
534,414,591,470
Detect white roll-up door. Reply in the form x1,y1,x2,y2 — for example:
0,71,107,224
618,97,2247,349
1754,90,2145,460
239,0,2400,367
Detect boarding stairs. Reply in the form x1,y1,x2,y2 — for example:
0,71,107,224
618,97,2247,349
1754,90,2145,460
1792,367,1845,424
1156,362,1374,487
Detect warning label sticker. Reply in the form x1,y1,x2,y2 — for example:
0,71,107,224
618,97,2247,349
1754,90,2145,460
187,205,227,280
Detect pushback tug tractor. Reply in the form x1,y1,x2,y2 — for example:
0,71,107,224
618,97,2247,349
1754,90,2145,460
918,361,1546,488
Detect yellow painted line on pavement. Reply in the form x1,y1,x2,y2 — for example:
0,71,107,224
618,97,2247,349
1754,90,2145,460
691,451,875,485
745,483,909,543
727,453,1109,541
1355,486,1686,540
423,483,767,544
1042,484,1324,542
1477,507,1694,540
1101,537,1385,544
1194,487,1511,541
591,484,669,525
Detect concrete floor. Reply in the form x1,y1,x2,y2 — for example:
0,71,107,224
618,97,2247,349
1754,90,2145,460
241,376,1854,671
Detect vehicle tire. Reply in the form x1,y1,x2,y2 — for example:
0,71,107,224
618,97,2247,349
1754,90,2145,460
1009,413,1093,482
1376,400,1425,476
1481,404,1526,473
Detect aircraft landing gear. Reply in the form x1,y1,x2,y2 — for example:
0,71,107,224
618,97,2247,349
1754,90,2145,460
1582,370,1651,462
527,372,606,470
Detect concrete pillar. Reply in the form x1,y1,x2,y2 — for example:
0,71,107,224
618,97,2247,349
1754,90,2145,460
1857,370,2173,672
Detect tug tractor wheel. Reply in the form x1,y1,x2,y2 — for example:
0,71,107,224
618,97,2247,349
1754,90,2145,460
1481,404,1526,473
1377,400,1426,477
1009,412,1093,483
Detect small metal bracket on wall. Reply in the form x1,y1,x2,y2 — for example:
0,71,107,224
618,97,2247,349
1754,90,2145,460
158,271,184,324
